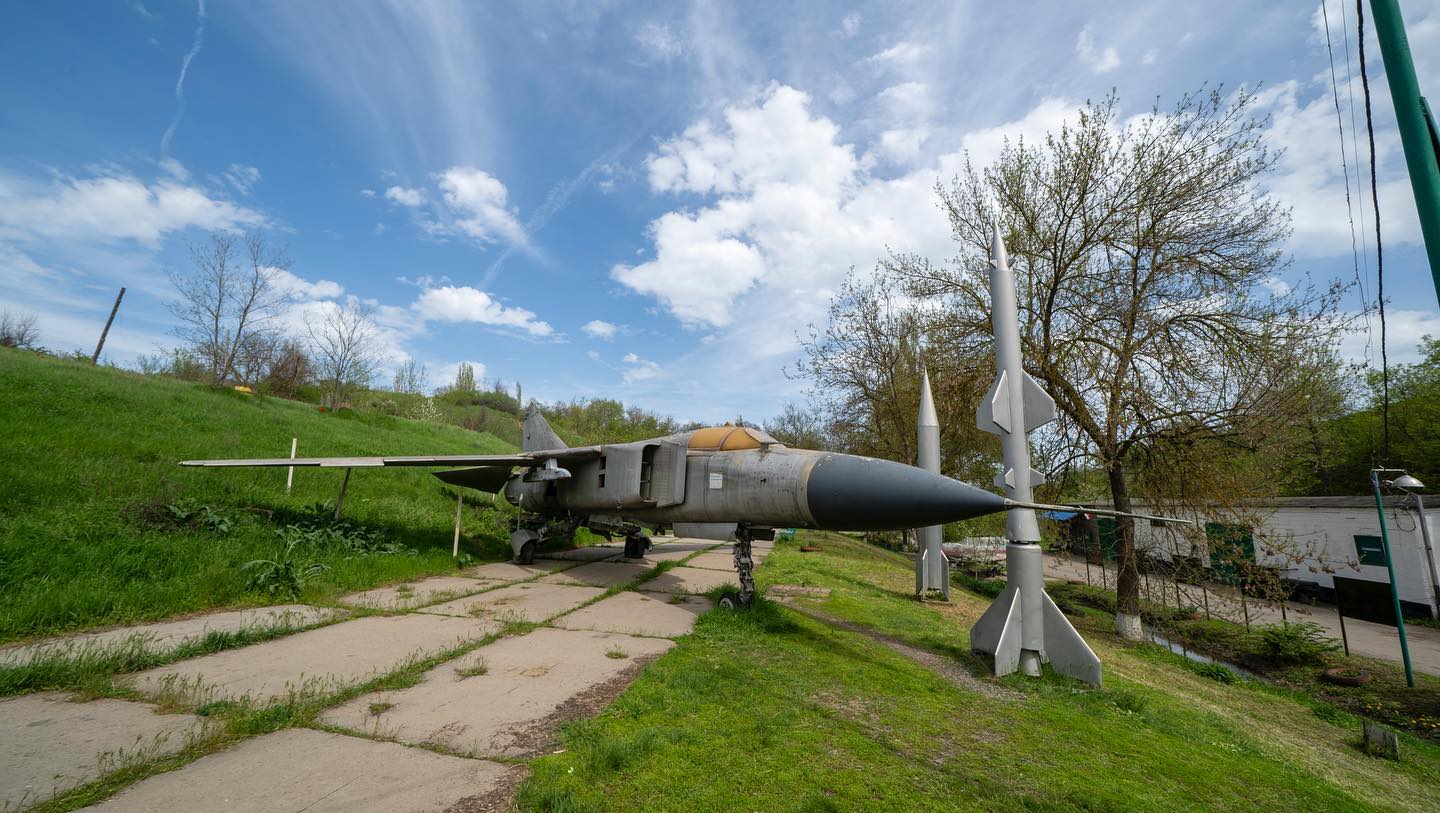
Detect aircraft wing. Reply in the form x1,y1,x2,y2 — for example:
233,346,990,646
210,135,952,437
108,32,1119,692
178,447,600,469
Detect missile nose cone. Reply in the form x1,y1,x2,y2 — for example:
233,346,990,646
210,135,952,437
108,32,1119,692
805,453,1006,531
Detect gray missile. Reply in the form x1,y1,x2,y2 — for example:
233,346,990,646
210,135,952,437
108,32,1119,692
915,366,949,597
970,225,1102,685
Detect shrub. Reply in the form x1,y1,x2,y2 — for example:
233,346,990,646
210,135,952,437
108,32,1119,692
243,538,329,598
952,571,1005,598
1189,661,1239,684
1249,622,1339,666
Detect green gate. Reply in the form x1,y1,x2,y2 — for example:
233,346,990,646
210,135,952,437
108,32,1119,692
1205,522,1255,586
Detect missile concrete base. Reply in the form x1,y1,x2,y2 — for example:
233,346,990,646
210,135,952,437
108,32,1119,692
970,542,1102,685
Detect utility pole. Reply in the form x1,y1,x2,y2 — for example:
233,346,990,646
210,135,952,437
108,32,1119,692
91,287,125,365
1370,0,1440,305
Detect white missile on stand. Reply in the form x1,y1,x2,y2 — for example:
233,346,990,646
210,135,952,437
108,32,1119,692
915,366,950,598
969,225,1102,685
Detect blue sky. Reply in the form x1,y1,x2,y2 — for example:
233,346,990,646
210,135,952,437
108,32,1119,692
2,0,1439,423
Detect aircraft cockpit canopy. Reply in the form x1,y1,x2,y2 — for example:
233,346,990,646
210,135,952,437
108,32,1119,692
686,426,784,451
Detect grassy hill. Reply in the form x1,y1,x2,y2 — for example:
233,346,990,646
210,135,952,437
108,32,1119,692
519,531,1440,812
0,349,520,643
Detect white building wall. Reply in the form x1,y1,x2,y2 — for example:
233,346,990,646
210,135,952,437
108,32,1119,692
1124,503,1438,615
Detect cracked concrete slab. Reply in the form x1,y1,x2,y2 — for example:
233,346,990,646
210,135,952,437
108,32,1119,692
80,728,504,813
642,566,739,595
538,544,622,561
0,605,338,666
127,614,498,705
537,561,655,588
338,575,493,610
552,592,711,638
321,628,673,758
1,693,206,811
465,560,570,581
419,583,604,623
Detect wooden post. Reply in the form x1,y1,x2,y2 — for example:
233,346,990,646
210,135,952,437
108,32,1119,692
90,287,125,365
286,437,297,495
334,468,352,521
453,490,464,557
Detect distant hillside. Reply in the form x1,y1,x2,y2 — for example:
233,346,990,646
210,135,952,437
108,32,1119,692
0,349,519,642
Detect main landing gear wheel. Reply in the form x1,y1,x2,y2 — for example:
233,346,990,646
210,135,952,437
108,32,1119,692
717,590,749,610
516,540,536,565
623,534,650,560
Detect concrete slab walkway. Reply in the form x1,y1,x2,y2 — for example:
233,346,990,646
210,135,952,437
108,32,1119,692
0,605,338,666
128,614,498,705
321,628,673,758
419,583,604,623
682,551,738,571
553,592,711,638
466,560,570,581
538,560,656,588
643,566,739,595
80,728,504,813
337,575,493,610
1,693,205,811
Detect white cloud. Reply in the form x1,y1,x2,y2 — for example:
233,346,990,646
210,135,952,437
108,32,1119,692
582,319,619,340
221,164,262,195
1339,309,1440,365
840,13,860,38
1075,25,1121,74
1141,48,1158,66
613,83,956,330
635,22,683,61
622,352,662,384
585,349,601,361
270,267,343,301
360,188,377,198
0,170,265,248
411,285,552,336
435,167,527,245
865,41,928,68
384,185,425,207
431,359,488,391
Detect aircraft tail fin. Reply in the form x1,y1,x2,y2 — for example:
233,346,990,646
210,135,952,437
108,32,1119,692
523,404,566,452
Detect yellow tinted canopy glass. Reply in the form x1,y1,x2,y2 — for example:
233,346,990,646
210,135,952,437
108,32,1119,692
687,426,782,450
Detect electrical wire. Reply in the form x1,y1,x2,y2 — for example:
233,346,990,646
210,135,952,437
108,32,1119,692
1358,0,1391,461
1321,0,1366,324
1339,0,1375,365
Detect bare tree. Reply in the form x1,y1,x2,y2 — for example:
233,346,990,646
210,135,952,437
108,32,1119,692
392,358,428,394
885,88,1348,638
169,232,292,386
764,401,832,450
0,310,39,349
265,339,313,398
308,299,382,407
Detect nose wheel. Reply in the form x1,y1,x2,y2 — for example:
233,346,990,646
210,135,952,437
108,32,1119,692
718,532,757,609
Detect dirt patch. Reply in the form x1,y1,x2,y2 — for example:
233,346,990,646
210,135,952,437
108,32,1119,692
776,599,1020,701
767,584,832,599
500,655,659,758
446,763,531,813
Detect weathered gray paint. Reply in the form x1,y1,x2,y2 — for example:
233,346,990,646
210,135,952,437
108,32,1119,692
916,367,949,597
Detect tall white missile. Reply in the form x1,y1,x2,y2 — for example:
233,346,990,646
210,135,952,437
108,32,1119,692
915,366,949,598
970,225,1102,685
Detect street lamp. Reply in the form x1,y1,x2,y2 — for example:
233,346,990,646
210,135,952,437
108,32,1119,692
1370,468,1419,687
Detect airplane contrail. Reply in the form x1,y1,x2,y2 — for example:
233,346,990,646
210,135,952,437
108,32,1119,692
161,0,208,156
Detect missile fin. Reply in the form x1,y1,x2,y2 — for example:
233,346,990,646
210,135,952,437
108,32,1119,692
976,370,1010,436
1021,372,1056,432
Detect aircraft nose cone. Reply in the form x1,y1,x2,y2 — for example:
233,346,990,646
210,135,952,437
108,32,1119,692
805,453,1007,531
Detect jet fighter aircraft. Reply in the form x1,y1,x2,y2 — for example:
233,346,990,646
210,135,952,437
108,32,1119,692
181,407,1166,608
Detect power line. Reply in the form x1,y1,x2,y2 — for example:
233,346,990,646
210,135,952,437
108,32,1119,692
1320,0,1365,319
1339,0,1375,363
1358,0,1390,460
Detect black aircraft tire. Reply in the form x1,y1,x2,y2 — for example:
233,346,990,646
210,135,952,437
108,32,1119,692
516,540,536,565
717,590,744,610
624,536,646,559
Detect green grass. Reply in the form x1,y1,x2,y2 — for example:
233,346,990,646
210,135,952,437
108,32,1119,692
515,531,1440,812
0,349,521,642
